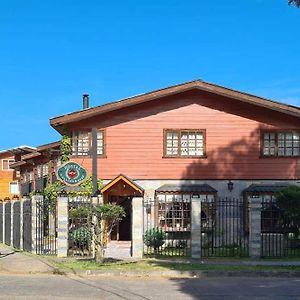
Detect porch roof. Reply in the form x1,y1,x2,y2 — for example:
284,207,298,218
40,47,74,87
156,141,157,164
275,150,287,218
243,183,290,194
101,174,144,194
156,184,217,193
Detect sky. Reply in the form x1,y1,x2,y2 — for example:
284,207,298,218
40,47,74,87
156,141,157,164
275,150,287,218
0,0,300,150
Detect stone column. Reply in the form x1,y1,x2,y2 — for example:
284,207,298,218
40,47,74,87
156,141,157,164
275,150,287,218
191,196,202,258
20,198,24,250
31,195,43,254
249,196,262,258
132,197,144,258
57,195,69,257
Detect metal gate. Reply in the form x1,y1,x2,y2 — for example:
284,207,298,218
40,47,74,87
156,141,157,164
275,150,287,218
23,199,32,252
201,197,249,257
0,203,3,243
5,202,11,245
13,201,21,249
143,196,191,257
261,196,300,258
35,197,57,255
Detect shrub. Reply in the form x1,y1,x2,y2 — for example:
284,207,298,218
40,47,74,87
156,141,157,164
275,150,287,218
70,226,92,249
144,227,167,251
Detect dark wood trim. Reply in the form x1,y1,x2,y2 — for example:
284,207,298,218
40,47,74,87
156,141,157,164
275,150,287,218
163,128,207,158
260,129,300,158
50,80,300,132
70,128,107,158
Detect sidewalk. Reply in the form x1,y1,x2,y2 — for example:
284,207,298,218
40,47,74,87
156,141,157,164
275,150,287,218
0,244,55,275
0,243,299,278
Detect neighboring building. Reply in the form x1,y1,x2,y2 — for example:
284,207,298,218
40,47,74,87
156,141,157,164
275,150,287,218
11,141,60,196
49,79,300,254
0,146,36,200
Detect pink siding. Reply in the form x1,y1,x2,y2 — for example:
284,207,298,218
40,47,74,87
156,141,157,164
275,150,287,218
70,90,300,180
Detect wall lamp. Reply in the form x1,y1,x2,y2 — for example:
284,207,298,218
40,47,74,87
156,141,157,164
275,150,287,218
228,180,234,192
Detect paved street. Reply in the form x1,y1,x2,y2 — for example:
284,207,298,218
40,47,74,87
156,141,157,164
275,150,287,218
0,274,300,299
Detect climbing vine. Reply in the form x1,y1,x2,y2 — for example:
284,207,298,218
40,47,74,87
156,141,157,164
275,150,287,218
60,134,72,163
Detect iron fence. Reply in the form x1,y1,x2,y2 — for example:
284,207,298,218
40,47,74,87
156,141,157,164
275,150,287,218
35,197,57,255
143,196,191,257
68,197,93,257
261,196,300,258
201,197,249,257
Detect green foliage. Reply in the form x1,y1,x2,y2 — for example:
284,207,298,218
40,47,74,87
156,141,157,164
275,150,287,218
43,180,63,212
289,0,300,7
144,227,167,250
60,135,72,163
70,226,92,247
275,185,300,230
94,203,126,224
69,206,91,220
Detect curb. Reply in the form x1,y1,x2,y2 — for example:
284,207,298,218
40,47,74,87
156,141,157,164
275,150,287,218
62,269,300,278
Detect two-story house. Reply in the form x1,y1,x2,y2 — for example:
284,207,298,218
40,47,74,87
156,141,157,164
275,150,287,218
49,80,300,255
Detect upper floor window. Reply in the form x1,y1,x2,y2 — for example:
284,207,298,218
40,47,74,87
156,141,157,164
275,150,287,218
2,159,15,171
71,129,105,157
262,132,300,157
164,129,205,158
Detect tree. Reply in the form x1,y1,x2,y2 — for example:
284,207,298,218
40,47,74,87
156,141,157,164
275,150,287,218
288,0,300,7
275,185,300,240
93,204,126,262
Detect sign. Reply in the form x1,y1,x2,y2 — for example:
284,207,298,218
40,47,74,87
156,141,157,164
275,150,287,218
57,161,87,186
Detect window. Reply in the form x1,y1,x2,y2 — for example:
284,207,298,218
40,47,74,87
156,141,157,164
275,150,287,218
9,182,19,195
157,194,191,231
262,131,300,157
2,159,15,170
165,129,205,157
97,130,105,156
72,130,90,156
71,130,105,156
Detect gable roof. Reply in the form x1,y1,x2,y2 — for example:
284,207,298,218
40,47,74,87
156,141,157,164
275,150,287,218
101,174,144,194
50,80,300,133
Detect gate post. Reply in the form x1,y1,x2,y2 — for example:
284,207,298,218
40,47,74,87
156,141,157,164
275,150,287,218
31,195,43,254
57,194,69,257
249,196,262,258
191,195,202,258
132,197,144,258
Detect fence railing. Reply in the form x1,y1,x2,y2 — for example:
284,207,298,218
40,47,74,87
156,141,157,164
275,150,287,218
201,197,249,258
261,196,300,258
68,197,93,257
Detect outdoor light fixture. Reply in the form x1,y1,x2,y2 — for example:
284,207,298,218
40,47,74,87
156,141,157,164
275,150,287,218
228,180,234,192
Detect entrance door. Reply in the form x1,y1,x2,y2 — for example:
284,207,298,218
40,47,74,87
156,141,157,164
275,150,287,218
110,196,132,241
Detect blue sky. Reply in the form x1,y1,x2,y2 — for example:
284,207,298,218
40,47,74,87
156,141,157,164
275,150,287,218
0,0,299,150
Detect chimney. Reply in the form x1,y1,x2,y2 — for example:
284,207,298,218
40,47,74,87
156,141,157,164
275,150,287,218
83,94,89,109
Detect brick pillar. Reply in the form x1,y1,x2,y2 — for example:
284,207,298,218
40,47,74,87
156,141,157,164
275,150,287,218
132,197,143,258
191,196,202,258
57,196,69,257
249,196,262,258
31,195,43,254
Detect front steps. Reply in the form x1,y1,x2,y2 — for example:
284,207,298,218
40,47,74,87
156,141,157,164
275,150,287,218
104,241,132,259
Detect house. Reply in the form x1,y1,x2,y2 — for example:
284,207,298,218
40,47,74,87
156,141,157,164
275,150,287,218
49,80,300,257
11,141,60,196
0,146,36,201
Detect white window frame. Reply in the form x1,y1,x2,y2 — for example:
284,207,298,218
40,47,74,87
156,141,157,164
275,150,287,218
2,159,15,171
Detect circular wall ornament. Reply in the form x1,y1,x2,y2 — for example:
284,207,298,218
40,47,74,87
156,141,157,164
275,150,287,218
57,161,87,186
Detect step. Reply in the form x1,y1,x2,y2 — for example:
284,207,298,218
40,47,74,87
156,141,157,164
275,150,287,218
105,241,132,259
